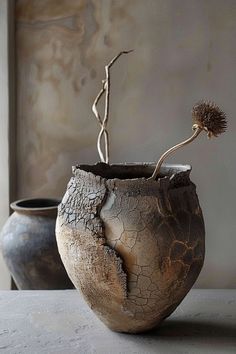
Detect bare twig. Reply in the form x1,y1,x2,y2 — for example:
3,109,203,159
150,126,202,180
92,50,133,164
92,84,106,162
92,86,105,125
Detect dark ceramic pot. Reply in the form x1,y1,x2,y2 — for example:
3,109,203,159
0,198,73,290
56,163,205,333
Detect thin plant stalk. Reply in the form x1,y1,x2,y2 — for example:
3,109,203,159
150,126,202,180
92,50,133,164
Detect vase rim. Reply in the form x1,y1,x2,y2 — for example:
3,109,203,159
10,198,60,214
73,162,192,182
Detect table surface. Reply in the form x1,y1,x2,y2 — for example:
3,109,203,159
0,289,235,354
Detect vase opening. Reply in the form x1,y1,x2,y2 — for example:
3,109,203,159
10,198,60,216
75,162,191,181
16,199,60,209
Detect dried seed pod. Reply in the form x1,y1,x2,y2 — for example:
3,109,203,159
151,100,227,180
192,101,227,138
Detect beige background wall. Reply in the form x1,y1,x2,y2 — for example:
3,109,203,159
16,0,236,288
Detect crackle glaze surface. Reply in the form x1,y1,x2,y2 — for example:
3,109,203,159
56,164,205,333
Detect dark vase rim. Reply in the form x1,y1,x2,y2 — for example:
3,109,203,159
73,162,192,181
10,198,61,213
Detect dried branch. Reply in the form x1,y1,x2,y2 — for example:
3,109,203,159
150,126,202,180
92,50,133,164
150,101,227,180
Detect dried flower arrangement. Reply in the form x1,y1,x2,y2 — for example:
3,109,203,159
92,51,227,179
56,51,227,333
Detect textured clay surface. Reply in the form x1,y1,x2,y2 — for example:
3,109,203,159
56,163,205,333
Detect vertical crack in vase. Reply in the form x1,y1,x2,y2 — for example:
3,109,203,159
56,163,205,333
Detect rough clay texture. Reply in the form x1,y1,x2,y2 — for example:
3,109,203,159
56,164,205,333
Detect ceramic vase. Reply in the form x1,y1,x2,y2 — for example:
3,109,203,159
1,198,73,290
56,163,205,333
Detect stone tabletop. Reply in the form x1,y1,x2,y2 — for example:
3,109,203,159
0,289,235,354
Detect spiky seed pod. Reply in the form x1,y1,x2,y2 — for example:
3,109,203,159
192,101,227,138
151,100,227,180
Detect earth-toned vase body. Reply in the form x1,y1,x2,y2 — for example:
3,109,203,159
56,163,205,333
1,198,73,290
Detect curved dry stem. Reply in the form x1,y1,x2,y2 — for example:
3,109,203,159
92,86,105,125
97,128,109,163
92,50,133,164
150,126,202,180
104,130,109,163
97,129,106,163
92,84,106,162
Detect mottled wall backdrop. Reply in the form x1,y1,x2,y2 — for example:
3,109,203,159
16,0,236,288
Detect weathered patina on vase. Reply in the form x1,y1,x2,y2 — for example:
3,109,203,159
56,163,205,333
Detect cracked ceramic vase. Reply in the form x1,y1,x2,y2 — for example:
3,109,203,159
56,163,205,333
